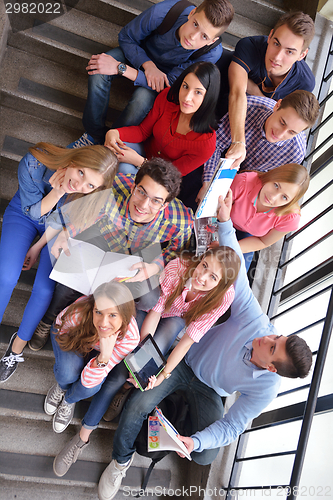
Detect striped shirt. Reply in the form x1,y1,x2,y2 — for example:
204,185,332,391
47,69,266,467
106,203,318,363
152,258,235,343
203,95,306,182
55,297,140,388
68,174,194,270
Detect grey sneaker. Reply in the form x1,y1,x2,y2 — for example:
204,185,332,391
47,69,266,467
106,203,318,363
67,132,97,149
28,320,51,351
103,387,132,422
98,456,134,500
53,432,89,477
0,332,24,383
53,398,76,433
44,382,66,416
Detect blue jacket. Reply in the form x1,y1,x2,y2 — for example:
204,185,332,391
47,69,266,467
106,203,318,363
118,0,223,89
17,152,55,223
186,219,281,452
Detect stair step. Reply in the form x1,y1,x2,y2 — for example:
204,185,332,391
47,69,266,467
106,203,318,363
0,46,131,130
231,0,284,28
0,107,82,151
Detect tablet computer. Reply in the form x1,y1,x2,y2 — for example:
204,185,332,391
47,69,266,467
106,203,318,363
124,334,166,391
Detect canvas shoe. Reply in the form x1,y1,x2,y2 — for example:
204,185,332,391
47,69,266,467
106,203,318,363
53,398,76,433
0,332,24,383
28,320,51,351
53,432,89,477
98,455,134,500
44,382,66,416
67,132,97,149
103,387,132,422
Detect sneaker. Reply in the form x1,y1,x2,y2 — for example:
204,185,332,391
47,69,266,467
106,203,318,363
44,382,66,416
28,320,51,351
53,432,89,477
0,332,24,383
53,398,76,433
67,132,97,149
98,456,134,500
103,387,132,422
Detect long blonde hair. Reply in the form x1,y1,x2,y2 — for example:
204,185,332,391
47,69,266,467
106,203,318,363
55,281,135,355
164,246,240,326
29,142,118,230
257,163,310,216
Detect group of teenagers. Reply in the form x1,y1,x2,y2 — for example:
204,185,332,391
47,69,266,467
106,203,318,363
0,0,319,498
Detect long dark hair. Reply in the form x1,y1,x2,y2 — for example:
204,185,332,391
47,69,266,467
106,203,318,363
55,281,135,355
167,61,220,134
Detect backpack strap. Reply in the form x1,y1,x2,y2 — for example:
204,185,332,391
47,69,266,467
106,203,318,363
156,0,193,36
135,459,160,497
190,36,223,60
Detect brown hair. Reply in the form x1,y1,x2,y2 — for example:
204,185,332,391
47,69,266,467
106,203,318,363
55,281,135,355
273,335,312,378
135,157,182,202
279,90,319,129
29,142,118,231
164,246,240,325
257,163,310,216
196,0,234,33
273,11,315,50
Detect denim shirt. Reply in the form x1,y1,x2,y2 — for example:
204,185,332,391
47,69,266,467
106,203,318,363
17,152,56,224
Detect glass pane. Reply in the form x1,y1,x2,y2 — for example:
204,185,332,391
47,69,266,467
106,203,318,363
242,421,302,458
299,412,333,493
236,455,295,488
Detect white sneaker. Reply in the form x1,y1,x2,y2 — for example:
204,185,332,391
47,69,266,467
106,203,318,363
53,398,75,433
98,456,134,500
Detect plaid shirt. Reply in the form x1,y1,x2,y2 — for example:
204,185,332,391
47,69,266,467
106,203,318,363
203,95,306,182
84,174,193,270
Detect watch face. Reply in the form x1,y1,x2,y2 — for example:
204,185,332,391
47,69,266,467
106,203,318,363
118,63,127,75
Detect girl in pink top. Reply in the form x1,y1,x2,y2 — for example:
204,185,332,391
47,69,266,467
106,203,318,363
230,163,310,270
137,245,240,389
44,282,139,473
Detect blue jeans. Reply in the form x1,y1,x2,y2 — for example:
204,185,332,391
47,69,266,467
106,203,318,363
235,229,254,272
51,327,135,430
0,192,56,341
136,310,186,355
118,142,145,175
51,328,106,406
82,47,157,142
112,359,224,465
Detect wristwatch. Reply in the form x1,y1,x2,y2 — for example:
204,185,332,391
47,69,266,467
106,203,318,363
117,62,127,76
96,356,108,368
162,370,171,380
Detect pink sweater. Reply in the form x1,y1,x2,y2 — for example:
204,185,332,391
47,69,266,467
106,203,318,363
230,172,300,237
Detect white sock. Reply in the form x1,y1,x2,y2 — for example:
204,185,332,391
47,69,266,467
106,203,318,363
118,459,130,467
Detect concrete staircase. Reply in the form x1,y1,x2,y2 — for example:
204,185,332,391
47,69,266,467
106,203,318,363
0,0,287,497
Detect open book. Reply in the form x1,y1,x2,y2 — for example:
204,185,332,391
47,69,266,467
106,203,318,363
49,238,142,295
148,407,192,460
124,334,166,391
194,156,236,256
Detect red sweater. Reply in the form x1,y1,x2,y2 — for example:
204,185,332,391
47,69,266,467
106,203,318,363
118,88,216,176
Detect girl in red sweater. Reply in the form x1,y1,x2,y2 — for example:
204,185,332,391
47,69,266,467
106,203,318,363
104,61,220,209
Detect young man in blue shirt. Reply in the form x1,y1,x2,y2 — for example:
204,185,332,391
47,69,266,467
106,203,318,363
222,11,315,170
90,191,312,500
73,0,234,147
